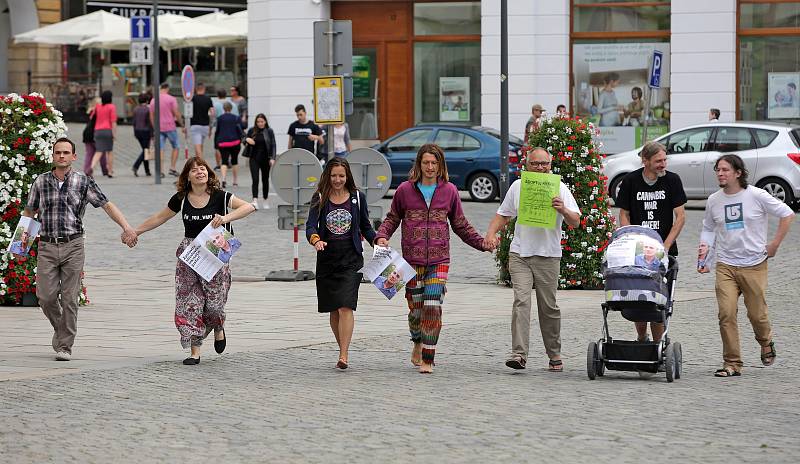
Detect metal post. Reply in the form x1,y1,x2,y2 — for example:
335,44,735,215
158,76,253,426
152,1,162,184
293,160,301,271
499,0,510,199
641,55,653,146
325,19,336,163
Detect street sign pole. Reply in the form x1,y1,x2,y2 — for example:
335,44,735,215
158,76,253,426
152,0,161,184
642,50,663,147
326,19,337,162
499,0,509,200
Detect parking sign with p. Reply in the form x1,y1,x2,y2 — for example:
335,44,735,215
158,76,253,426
649,50,663,89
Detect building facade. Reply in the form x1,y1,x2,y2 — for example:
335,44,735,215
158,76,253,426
248,0,800,153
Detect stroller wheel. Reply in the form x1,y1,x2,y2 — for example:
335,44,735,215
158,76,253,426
673,342,682,379
587,342,599,380
665,344,677,383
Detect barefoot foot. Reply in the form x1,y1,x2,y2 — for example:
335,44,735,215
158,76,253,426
411,343,422,366
419,362,433,374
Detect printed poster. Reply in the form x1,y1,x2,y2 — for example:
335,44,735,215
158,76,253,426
517,171,561,228
6,217,41,257
439,77,470,122
604,232,666,272
179,224,241,282
352,55,371,98
358,246,416,300
313,76,344,124
768,72,800,119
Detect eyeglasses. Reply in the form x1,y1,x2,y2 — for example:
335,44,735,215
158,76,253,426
528,161,551,167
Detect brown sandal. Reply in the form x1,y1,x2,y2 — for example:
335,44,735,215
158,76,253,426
761,341,776,366
714,367,741,377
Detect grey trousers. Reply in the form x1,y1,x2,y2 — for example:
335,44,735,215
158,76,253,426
508,253,561,360
36,238,85,354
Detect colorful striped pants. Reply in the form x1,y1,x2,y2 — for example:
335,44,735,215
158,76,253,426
406,264,449,364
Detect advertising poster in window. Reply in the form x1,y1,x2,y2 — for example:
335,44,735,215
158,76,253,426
573,43,671,154
353,55,371,98
439,77,470,122
767,72,800,119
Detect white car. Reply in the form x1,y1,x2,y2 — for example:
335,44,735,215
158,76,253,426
603,122,800,206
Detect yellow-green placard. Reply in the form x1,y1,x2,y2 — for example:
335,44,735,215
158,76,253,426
518,171,561,228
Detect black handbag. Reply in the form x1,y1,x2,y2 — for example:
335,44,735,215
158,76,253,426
241,143,252,158
82,113,96,143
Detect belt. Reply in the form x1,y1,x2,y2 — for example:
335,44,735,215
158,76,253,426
40,233,83,244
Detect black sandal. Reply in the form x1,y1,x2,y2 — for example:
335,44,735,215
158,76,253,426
505,357,526,370
182,357,200,365
548,359,564,372
761,341,776,366
714,367,740,377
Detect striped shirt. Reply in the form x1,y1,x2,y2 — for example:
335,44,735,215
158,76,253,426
26,169,109,238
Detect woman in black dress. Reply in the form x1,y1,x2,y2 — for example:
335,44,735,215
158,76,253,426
306,157,376,369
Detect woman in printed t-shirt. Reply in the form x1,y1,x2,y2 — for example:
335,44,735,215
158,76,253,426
132,157,255,365
374,143,489,374
306,157,376,370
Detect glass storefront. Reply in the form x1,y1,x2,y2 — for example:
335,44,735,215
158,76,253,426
738,1,800,122
571,1,670,153
414,42,481,125
414,2,481,35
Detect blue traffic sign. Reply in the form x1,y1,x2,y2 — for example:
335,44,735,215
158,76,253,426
649,50,663,88
181,65,195,102
130,16,151,41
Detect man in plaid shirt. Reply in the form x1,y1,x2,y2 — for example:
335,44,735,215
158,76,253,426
23,137,137,361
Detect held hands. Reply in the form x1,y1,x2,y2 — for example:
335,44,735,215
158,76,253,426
314,240,327,251
483,233,499,251
211,214,228,229
375,238,389,247
121,228,138,248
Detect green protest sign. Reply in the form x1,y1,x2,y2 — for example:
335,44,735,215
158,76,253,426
518,171,561,228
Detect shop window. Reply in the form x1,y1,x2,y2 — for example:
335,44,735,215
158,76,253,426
414,2,481,36
738,0,800,122
414,42,481,125
740,2,800,29
433,130,481,152
574,5,670,33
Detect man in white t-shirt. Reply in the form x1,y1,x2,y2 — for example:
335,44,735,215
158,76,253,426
484,147,581,371
698,154,794,378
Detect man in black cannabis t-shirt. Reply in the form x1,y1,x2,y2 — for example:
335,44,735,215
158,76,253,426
615,141,687,342
287,104,324,157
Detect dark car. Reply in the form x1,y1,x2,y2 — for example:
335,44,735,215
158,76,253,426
373,125,523,201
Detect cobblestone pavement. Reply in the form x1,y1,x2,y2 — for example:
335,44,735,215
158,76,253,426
0,124,796,462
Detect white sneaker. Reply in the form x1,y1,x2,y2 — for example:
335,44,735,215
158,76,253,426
251,199,259,211
55,351,71,361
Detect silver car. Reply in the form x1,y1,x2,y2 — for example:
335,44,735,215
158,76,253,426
603,122,800,206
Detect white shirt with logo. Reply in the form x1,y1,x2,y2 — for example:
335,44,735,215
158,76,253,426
497,179,580,258
701,185,794,267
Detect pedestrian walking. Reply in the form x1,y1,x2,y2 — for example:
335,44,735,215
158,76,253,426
149,83,182,176
484,147,581,371
131,157,255,365
131,92,153,177
288,104,324,159
615,141,687,343
375,143,489,374
212,88,238,171
188,82,214,159
81,97,108,177
697,154,794,377
23,137,137,361
306,157,377,369
243,113,276,210
230,85,248,128
327,122,352,158
88,90,117,177
214,101,243,188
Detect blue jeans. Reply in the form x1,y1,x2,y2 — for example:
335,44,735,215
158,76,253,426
334,151,348,158
160,130,179,149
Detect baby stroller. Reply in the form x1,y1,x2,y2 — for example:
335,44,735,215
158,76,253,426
587,226,682,382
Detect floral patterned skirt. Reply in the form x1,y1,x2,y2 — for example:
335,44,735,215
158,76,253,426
174,238,232,348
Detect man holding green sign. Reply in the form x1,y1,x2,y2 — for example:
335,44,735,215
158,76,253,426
485,148,581,371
